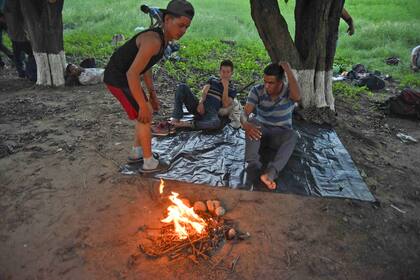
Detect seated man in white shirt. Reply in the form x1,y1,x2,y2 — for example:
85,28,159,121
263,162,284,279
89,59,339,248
65,63,104,86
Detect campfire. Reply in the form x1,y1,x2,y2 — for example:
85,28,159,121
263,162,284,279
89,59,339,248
139,179,248,268
160,183,207,240
161,192,207,238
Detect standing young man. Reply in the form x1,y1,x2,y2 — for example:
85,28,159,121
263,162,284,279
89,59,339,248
103,0,194,172
241,62,301,190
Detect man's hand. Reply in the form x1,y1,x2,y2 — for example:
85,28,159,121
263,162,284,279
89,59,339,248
149,93,160,112
197,102,205,115
138,103,153,123
243,121,262,141
221,79,229,90
347,23,355,36
279,61,291,72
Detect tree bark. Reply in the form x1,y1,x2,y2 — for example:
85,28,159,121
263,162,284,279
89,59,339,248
250,0,300,67
250,0,344,110
19,0,66,86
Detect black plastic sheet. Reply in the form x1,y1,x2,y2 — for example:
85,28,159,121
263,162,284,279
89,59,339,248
121,121,375,201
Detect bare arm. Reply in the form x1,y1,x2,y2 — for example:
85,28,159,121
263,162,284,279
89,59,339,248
143,69,156,96
221,79,233,108
280,62,301,102
341,8,354,35
143,69,159,111
126,34,161,122
240,103,254,125
241,103,261,140
223,97,233,108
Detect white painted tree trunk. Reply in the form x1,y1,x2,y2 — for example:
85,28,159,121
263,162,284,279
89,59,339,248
34,51,66,86
295,69,334,110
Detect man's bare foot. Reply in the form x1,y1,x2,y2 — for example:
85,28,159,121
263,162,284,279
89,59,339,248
260,173,276,190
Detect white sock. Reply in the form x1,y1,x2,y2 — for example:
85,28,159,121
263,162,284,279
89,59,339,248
131,146,143,159
143,156,159,170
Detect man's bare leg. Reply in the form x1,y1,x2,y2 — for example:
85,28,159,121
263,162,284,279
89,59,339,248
136,121,160,170
136,121,152,158
128,124,142,160
260,173,276,190
134,124,141,147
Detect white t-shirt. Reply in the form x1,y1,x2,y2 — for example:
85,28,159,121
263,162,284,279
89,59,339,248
411,45,420,56
78,68,104,85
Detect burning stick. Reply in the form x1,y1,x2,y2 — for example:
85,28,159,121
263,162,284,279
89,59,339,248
159,178,164,194
140,216,228,261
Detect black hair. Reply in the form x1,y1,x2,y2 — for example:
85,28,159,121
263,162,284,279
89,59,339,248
263,63,284,80
220,59,234,70
65,63,74,73
65,64,81,86
163,12,181,21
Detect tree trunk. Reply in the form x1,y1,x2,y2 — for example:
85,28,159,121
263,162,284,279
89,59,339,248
250,0,344,110
19,0,66,86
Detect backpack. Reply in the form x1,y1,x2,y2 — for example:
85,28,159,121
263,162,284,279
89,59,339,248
357,74,386,91
80,58,96,68
386,89,420,119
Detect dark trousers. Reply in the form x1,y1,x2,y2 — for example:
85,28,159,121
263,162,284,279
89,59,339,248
12,40,34,79
172,84,222,130
245,118,297,181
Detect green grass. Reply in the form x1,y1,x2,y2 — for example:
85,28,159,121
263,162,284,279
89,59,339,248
163,39,269,99
333,82,372,99
62,0,420,85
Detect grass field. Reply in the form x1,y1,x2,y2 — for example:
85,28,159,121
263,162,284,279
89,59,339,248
62,0,420,87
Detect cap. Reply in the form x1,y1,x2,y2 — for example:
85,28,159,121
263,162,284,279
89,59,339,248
160,0,194,20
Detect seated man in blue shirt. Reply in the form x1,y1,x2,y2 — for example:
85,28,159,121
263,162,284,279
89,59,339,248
241,62,301,190
171,59,237,130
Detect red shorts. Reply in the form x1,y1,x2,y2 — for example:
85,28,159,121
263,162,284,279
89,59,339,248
105,84,148,120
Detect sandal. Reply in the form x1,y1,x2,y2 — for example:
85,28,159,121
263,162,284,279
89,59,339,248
127,152,159,164
151,121,176,137
138,159,169,174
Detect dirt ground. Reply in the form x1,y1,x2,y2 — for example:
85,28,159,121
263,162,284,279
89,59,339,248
1,66,419,280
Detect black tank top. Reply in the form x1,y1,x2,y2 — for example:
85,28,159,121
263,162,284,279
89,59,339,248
103,28,165,88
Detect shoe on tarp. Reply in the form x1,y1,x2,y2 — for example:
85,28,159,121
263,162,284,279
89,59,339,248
151,121,176,137
127,152,159,164
138,160,169,174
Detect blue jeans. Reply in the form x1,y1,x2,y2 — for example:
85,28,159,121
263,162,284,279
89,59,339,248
172,84,222,130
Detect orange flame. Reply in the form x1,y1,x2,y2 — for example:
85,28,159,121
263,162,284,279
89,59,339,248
161,191,207,240
159,178,164,194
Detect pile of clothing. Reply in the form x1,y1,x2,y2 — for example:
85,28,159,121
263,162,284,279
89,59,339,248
345,64,388,91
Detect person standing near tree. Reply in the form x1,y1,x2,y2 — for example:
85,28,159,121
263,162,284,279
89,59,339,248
341,7,355,36
103,0,194,173
3,0,36,80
